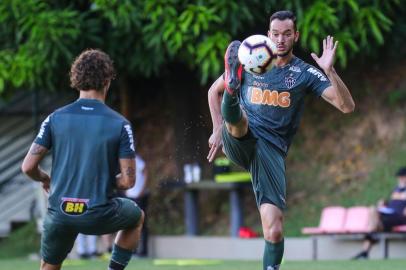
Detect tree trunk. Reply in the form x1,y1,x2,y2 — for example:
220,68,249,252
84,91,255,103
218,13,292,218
119,80,131,119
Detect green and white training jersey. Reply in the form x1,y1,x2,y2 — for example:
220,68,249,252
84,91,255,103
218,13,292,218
34,98,135,220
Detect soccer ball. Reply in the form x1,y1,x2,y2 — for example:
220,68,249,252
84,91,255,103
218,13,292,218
238,34,277,75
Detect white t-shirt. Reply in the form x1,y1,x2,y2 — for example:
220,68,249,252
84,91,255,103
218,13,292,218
126,155,146,198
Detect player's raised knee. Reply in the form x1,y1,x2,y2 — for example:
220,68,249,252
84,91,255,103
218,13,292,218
137,209,145,227
264,226,283,243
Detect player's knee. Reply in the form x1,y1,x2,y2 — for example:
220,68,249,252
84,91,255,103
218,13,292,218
136,209,145,228
226,117,248,138
264,224,283,243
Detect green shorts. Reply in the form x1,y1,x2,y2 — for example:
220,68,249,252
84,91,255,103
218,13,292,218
222,124,286,210
41,197,142,265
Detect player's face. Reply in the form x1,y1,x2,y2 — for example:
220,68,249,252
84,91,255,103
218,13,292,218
268,19,299,57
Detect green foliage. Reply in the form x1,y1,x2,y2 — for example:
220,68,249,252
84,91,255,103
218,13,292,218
132,0,259,82
0,0,404,94
300,1,338,54
266,0,400,67
81,0,261,82
0,0,81,93
338,0,395,66
387,87,406,106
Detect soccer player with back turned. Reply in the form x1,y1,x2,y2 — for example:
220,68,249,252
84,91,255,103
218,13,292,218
207,11,355,270
22,49,144,270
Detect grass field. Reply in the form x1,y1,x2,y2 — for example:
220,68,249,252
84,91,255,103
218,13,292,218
1,258,406,270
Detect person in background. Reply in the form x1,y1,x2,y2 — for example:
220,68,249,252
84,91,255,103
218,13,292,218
353,167,406,259
76,234,98,259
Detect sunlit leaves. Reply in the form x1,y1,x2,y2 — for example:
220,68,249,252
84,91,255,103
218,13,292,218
298,0,398,66
195,32,231,84
138,0,259,83
0,0,80,93
0,0,402,94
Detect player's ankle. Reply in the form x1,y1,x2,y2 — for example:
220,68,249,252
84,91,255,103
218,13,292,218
109,244,132,270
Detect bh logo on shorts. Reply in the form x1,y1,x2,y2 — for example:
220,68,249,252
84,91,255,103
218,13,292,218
61,197,89,216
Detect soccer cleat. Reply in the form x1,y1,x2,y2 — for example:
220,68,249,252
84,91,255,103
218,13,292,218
267,265,280,270
224,40,242,95
351,251,369,260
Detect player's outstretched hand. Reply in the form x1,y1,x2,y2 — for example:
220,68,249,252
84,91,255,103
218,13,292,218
311,35,337,74
207,128,222,163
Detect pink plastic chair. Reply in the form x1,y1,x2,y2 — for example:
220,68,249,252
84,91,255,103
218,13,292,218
392,225,406,232
343,206,371,233
302,206,347,234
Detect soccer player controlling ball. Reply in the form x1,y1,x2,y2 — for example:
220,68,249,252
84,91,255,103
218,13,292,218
207,10,355,270
22,49,144,270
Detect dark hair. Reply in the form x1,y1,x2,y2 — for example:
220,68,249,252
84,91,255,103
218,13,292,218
396,167,406,177
70,49,116,92
270,10,297,31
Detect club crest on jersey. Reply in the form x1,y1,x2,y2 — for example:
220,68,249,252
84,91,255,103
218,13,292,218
61,197,89,216
285,74,296,89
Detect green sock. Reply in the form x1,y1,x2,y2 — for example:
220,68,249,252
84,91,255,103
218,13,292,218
263,239,284,270
221,91,242,124
109,244,133,270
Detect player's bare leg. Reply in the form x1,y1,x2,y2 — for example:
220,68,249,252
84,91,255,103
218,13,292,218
109,211,144,270
40,261,61,270
260,203,284,270
225,112,249,138
115,211,145,250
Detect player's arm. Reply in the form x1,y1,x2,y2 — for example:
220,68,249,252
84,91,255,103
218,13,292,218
311,35,355,113
116,158,136,190
321,68,355,113
117,122,136,189
207,75,225,162
21,143,51,191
